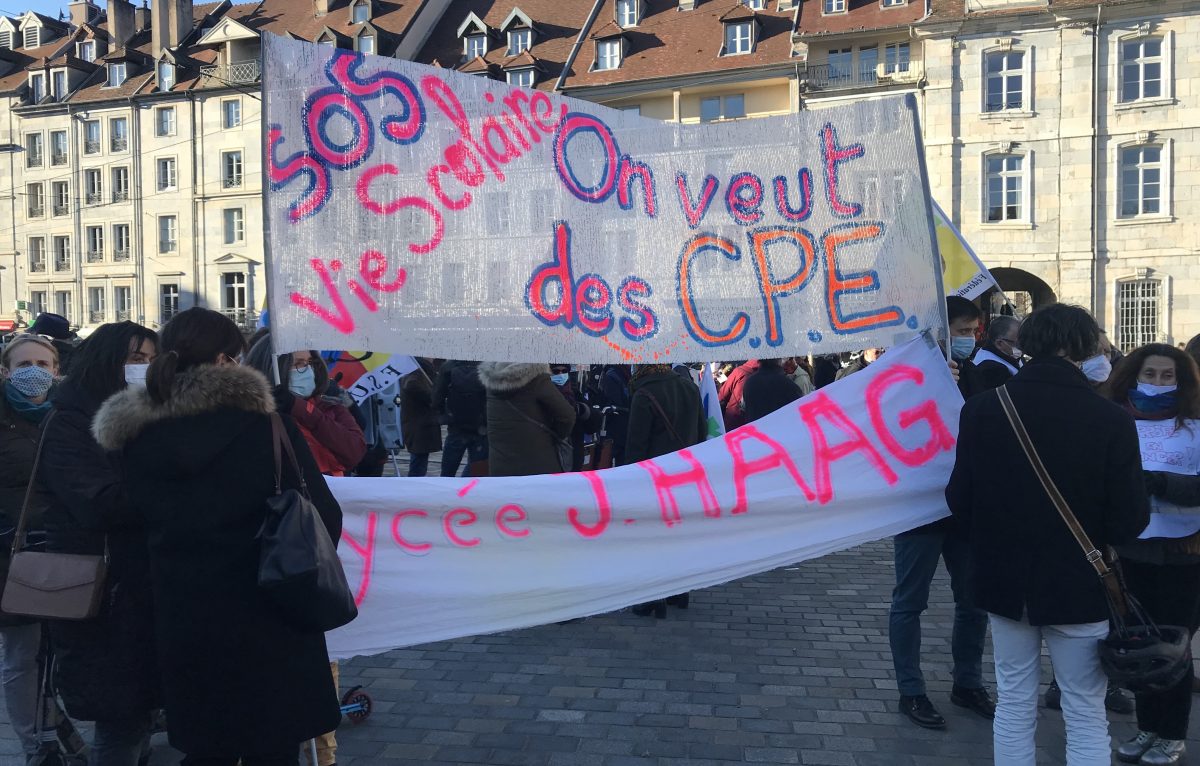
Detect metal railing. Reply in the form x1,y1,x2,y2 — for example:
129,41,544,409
88,310,105,323
161,307,178,323
54,257,71,272
26,153,42,168
116,310,131,321
86,250,103,263
86,192,102,205
113,189,129,202
799,60,923,90
28,205,44,217
220,308,258,330
53,203,69,216
113,249,130,262
201,59,261,84
111,138,128,152
223,174,242,189
84,139,100,154
29,260,46,273
51,152,67,166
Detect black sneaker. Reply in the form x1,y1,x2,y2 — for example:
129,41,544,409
1105,682,1134,715
951,685,996,720
899,694,946,729
1044,679,1061,710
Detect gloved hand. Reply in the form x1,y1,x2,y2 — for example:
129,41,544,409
1144,470,1168,498
272,386,295,414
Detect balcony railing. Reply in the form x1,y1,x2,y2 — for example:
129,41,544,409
28,205,44,217
88,310,105,323
113,190,129,203
26,153,42,168
84,139,100,154
799,61,924,91
29,260,46,273
201,59,261,84
116,310,131,321
54,258,71,272
223,175,243,189
111,138,128,152
53,203,69,216
86,192,102,205
113,249,130,262
221,308,259,330
51,152,67,166
86,250,103,263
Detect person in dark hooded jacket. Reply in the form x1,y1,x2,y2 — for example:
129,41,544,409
478,363,575,477
39,322,161,766
740,358,803,423
91,308,342,766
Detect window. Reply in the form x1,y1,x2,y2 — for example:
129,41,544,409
110,117,128,151
23,26,39,49
506,68,534,88
984,154,1024,222
106,62,126,87
859,46,878,83
86,225,104,261
823,0,846,13
744,0,766,8
465,34,486,59
77,40,95,61
158,216,177,253
828,48,852,83
318,38,335,48
724,22,752,55
1117,279,1161,351
352,1,369,23
358,34,375,55
508,29,531,55
88,286,106,322
53,236,71,272
222,272,247,310
54,291,71,320
25,133,42,167
26,184,44,217
884,42,910,75
1120,37,1162,103
157,157,177,191
84,170,102,204
156,107,175,137
224,208,245,244
82,120,101,154
700,94,746,122
51,182,69,216
29,292,46,316
29,72,45,102
158,62,174,91
52,70,66,101
616,0,638,26
113,224,130,260
160,283,180,322
596,39,621,71
28,238,45,272
221,151,243,188
1119,145,1163,218
112,167,130,202
984,50,1025,112
222,99,241,129
882,0,905,6
50,130,67,165
114,286,131,320
0,31,11,49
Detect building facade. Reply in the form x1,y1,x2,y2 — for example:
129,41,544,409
0,0,1196,348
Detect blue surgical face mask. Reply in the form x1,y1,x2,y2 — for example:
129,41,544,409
1137,382,1177,397
288,366,316,398
550,373,569,387
950,336,976,361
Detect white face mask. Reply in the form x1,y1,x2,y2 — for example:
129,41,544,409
1080,354,1111,383
1137,382,1177,397
124,363,150,389
288,366,317,398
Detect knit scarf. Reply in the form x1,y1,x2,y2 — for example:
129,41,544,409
1126,388,1179,421
5,382,53,423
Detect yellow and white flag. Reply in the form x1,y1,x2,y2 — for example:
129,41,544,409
934,201,998,300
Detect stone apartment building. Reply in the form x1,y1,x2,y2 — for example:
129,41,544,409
0,0,1196,348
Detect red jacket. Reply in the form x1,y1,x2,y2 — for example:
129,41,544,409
290,396,366,476
718,360,760,431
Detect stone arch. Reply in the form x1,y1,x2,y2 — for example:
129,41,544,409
987,267,1057,316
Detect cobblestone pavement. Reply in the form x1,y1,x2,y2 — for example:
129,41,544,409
1,536,1191,765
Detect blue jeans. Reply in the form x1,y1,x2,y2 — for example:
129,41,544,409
407,452,430,477
440,431,487,477
888,527,987,697
90,713,151,766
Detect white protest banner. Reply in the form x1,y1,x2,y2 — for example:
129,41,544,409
263,36,945,364
934,201,998,301
1136,419,1200,539
324,336,959,659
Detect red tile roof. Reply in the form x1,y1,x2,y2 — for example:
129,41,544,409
796,0,923,38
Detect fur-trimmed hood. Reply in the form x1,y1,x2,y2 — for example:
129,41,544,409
477,362,550,393
93,364,275,452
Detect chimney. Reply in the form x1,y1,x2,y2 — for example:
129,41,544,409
314,0,330,17
152,0,193,53
106,0,135,46
69,0,96,27
134,1,150,32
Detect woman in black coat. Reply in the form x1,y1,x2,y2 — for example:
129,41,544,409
39,322,161,766
946,304,1149,765
740,358,803,423
92,308,342,766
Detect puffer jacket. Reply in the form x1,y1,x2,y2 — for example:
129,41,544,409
478,363,575,477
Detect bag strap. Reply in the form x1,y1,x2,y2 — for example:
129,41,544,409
995,385,1127,614
270,413,309,498
11,410,56,557
501,397,567,446
642,391,686,449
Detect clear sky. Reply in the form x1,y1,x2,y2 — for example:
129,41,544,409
2,0,70,21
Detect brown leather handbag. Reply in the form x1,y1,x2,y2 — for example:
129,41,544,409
1,412,109,620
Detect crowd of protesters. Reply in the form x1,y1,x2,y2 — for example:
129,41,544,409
0,300,1196,766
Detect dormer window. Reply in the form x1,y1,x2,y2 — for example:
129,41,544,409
506,68,534,88
357,33,375,55
317,37,335,47
106,62,126,87
52,69,65,100
158,62,174,91
507,28,531,56
465,34,487,59
29,72,45,102
596,39,621,70
0,30,11,49
77,40,95,61
616,0,639,27
23,26,39,48
744,0,766,8
724,21,753,55
351,1,369,24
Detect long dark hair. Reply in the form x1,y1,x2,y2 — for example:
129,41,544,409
65,321,158,403
145,308,247,404
1105,343,1200,425
242,331,327,396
